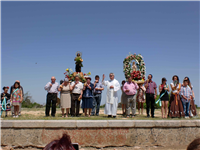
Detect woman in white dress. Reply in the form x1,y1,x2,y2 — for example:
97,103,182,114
59,78,72,118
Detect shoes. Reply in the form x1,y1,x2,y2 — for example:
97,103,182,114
51,115,55,117
71,115,75,117
147,115,150,118
108,115,112,118
152,116,155,118
16,115,19,118
96,114,99,116
76,115,80,117
91,114,95,116
13,116,16,118
18,112,21,116
45,115,49,117
113,116,116,118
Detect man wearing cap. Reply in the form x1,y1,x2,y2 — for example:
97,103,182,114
44,76,60,117
10,80,24,116
71,75,83,117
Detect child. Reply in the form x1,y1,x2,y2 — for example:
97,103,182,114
137,83,146,115
1,86,10,117
180,80,192,119
10,82,23,118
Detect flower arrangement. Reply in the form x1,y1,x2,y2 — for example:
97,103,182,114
64,68,91,83
123,53,146,82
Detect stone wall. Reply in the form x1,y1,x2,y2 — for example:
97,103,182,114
1,120,200,149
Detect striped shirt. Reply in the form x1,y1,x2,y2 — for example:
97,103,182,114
180,85,192,102
144,81,157,94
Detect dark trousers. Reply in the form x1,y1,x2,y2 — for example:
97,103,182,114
45,93,57,116
91,94,102,115
146,93,155,117
71,93,81,116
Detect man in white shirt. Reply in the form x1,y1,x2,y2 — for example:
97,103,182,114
44,76,60,117
102,73,120,118
71,75,83,117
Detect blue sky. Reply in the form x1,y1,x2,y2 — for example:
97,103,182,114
1,1,199,106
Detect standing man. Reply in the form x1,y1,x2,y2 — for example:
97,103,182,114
102,73,120,118
144,74,157,118
71,75,83,117
10,80,24,116
91,75,104,116
44,76,60,117
123,76,139,118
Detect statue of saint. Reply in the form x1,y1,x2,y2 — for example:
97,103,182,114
74,52,83,72
132,61,137,71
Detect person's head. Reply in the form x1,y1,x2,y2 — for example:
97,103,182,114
109,73,115,80
64,78,69,85
148,74,153,80
43,133,75,150
95,75,100,82
162,78,167,85
172,75,179,84
184,76,191,87
187,138,200,150
121,80,126,86
15,80,20,84
3,86,9,93
77,53,80,57
75,75,80,82
14,82,20,89
51,76,56,83
183,79,189,86
128,76,132,83
86,77,91,84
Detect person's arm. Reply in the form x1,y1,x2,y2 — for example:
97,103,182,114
135,82,139,90
20,90,23,103
144,81,148,89
154,88,157,99
71,82,77,91
90,83,94,90
44,82,51,91
113,81,120,92
159,85,162,93
69,84,73,91
1,93,4,100
7,93,11,100
192,90,195,99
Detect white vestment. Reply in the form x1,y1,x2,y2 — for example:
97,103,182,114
102,79,120,116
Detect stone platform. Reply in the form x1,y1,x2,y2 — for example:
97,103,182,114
1,120,200,149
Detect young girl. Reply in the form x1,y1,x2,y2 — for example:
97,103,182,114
137,83,146,115
1,86,10,117
10,82,23,118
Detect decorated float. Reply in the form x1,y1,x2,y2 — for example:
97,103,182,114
123,53,146,84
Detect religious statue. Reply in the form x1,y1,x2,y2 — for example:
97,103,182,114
132,61,137,71
74,52,83,72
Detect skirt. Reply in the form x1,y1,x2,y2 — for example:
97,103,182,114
160,93,169,101
82,97,93,109
121,93,127,105
169,94,185,118
60,93,71,109
12,99,20,106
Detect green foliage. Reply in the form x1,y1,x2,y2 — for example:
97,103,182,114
22,92,43,108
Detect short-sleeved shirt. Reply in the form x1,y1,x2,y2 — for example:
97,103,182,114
144,81,157,94
93,82,104,94
181,85,192,103
71,81,83,94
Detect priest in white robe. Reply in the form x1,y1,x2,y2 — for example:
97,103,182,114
102,73,120,118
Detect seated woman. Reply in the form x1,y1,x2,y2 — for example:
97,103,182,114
1,86,10,117
169,75,185,118
82,77,94,117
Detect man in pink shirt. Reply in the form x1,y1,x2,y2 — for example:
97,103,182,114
123,76,139,118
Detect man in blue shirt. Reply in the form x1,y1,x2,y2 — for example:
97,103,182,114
91,75,104,116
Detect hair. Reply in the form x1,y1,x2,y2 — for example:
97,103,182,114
187,138,200,150
95,75,100,79
77,53,80,56
109,73,115,76
3,86,8,90
172,75,179,84
43,133,75,150
149,74,153,78
184,76,192,88
121,80,126,85
183,79,188,83
14,82,20,89
161,78,167,84
60,80,64,85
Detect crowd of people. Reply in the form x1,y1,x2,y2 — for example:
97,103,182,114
42,73,197,119
0,73,197,119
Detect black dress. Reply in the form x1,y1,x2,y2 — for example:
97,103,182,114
160,86,169,101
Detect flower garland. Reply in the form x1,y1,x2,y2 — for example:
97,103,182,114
123,53,146,81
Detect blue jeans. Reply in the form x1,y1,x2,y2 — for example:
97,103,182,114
91,94,102,115
182,100,190,117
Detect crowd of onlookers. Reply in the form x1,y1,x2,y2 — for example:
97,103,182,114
0,74,197,119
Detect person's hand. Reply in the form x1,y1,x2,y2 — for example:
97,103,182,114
20,98,23,103
95,80,98,83
49,83,52,87
154,95,156,99
95,88,99,90
1,97,4,100
79,95,82,99
87,84,90,88
110,85,114,89
125,89,130,92
102,74,105,80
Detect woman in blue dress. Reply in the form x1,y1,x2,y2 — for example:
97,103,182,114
82,77,94,117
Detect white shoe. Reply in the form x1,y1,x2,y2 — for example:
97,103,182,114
16,115,19,118
13,116,16,118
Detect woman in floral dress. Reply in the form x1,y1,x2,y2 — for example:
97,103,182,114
137,83,146,115
10,82,23,118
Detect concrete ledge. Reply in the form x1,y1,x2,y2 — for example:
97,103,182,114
2,120,200,129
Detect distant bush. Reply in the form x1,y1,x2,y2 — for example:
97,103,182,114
22,92,43,108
